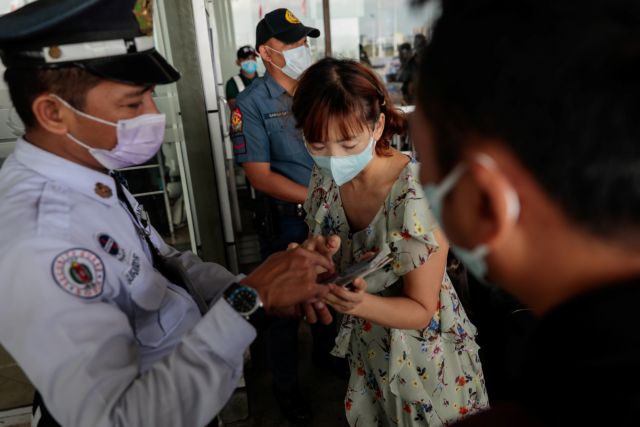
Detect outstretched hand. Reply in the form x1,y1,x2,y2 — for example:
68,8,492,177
323,277,368,315
242,235,341,320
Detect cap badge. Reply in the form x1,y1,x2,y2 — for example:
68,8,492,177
285,10,300,24
95,183,113,199
48,46,62,60
133,0,154,36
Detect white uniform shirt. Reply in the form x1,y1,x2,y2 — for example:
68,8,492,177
0,139,256,426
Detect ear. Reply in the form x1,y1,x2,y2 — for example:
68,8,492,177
373,113,386,141
464,152,520,251
258,44,272,64
236,59,241,66
32,94,72,136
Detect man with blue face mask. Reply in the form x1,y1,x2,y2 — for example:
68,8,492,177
0,1,338,426
412,0,640,425
225,45,259,111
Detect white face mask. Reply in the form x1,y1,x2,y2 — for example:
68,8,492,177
307,136,376,186
422,154,521,282
266,44,313,80
51,94,166,170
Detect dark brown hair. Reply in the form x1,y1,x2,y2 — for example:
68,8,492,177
292,57,407,156
4,67,102,129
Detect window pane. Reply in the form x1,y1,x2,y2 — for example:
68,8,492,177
329,0,440,104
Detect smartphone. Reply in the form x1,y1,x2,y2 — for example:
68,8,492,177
318,252,394,287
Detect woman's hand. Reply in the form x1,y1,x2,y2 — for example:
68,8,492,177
323,277,367,315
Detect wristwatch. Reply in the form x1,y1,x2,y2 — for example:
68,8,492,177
223,282,263,320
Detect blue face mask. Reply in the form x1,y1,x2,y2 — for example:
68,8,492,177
308,136,376,186
240,59,258,74
422,154,520,282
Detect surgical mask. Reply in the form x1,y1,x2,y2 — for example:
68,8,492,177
266,44,312,80
307,136,376,186
51,95,166,170
422,154,521,281
240,59,258,74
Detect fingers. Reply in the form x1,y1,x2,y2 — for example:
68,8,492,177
356,251,376,262
310,283,330,299
311,301,333,325
287,242,300,251
303,302,318,324
323,295,353,313
351,277,367,293
295,247,334,273
329,284,363,303
300,235,341,257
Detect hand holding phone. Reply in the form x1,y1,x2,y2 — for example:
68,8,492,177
318,251,393,287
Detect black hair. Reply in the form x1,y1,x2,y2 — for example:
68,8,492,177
4,66,102,129
416,0,640,238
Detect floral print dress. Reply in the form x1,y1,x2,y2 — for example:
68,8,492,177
304,159,489,426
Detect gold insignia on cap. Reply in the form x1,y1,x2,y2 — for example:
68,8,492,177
285,10,300,24
95,183,113,199
48,46,62,59
133,0,154,36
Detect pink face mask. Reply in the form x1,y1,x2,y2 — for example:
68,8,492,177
51,94,166,170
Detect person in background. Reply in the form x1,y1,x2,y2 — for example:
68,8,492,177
414,33,427,53
397,40,422,105
410,0,640,425
359,43,372,67
231,8,340,424
225,45,259,111
293,57,489,426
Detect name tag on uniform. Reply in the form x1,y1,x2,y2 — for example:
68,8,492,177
264,111,289,119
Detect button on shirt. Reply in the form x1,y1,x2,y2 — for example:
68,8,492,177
0,139,256,427
233,72,314,187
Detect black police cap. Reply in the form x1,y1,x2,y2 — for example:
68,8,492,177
256,8,320,50
237,45,257,60
0,0,180,86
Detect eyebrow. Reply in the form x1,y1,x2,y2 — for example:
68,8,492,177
120,85,153,100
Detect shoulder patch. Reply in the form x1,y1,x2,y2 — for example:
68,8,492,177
97,233,126,261
231,107,243,133
52,249,105,299
230,107,247,156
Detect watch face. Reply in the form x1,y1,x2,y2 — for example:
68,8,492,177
232,287,259,315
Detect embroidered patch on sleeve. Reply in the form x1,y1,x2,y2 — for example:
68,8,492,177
51,249,105,299
231,108,243,133
97,233,126,261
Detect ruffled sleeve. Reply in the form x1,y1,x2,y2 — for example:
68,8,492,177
386,162,441,277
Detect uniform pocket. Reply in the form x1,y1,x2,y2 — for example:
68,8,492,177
264,117,306,158
126,255,172,348
133,287,189,348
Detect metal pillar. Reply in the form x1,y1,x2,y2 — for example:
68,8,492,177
162,0,232,266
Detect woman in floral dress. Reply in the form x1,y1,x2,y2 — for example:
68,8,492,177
292,58,488,426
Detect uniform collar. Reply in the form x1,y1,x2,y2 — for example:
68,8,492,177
264,72,287,99
13,138,118,206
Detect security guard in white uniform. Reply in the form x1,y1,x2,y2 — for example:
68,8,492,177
0,1,336,426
